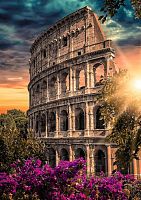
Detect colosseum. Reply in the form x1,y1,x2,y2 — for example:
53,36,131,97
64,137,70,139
28,6,140,176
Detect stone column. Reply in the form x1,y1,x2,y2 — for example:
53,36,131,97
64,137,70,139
68,104,72,137
33,113,36,137
90,145,95,175
86,145,90,175
107,145,112,176
138,158,141,178
46,76,49,102
57,39,60,64
85,102,89,136
69,35,73,58
47,44,50,66
69,67,73,94
89,104,94,131
69,145,73,161
73,68,76,92
72,105,75,132
56,149,59,166
86,62,90,92
89,64,94,88
56,109,59,137
57,74,60,99
133,158,137,178
45,111,48,138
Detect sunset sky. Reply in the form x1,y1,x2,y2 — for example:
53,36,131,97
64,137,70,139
0,0,141,114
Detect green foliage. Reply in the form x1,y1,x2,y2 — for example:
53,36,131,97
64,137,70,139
99,0,141,23
0,109,46,172
100,70,141,173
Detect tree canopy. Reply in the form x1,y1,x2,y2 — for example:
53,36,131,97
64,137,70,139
99,0,141,23
0,109,46,172
99,70,141,173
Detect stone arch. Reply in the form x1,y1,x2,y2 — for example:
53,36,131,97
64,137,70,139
94,63,105,86
60,110,68,131
60,148,69,161
48,112,56,132
35,115,39,133
49,148,56,168
36,84,40,93
95,149,106,175
48,76,57,98
41,113,46,132
75,107,85,130
75,148,85,159
95,107,105,129
60,72,69,93
76,69,86,90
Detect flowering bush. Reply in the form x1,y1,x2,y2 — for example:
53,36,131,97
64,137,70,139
0,158,141,200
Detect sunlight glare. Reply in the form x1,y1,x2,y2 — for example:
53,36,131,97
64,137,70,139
133,79,141,90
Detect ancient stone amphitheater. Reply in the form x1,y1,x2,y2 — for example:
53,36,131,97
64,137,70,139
28,6,118,175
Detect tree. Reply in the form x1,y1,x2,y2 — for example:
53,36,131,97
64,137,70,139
0,109,46,172
99,70,141,173
99,0,141,23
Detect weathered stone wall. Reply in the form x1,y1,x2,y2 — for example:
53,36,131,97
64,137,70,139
28,6,121,176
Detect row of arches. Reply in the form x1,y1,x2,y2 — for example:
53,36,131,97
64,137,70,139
35,107,105,133
48,148,106,174
31,63,105,100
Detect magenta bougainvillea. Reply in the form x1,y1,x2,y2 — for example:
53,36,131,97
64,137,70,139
0,158,141,199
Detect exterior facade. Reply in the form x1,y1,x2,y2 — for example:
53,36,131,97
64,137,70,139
28,6,140,176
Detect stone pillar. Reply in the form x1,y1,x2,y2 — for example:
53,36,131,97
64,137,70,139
45,111,48,138
86,62,90,91
57,74,60,99
138,158,141,178
107,145,112,176
72,105,75,132
56,109,59,137
90,145,95,175
56,149,59,166
46,76,49,102
73,69,76,92
69,67,73,94
86,145,90,175
69,35,73,58
133,158,137,178
89,105,94,131
57,39,60,64
47,44,50,66
69,145,73,161
89,64,94,88
68,104,72,137
85,102,89,136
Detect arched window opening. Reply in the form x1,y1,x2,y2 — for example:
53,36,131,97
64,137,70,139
79,70,85,89
75,108,85,130
95,107,105,129
36,84,40,93
60,148,69,161
48,112,56,132
94,63,104,86
75,148,85,159
95,150,106,175
60,110,68,131
63,37,67,47
42,80,47,89
61,72,69,93
49,148,56,168
48,77,57,98
43,49,46,58
35,115,39,133
41,114,46,132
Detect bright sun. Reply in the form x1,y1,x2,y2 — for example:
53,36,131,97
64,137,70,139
133,79,141,90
